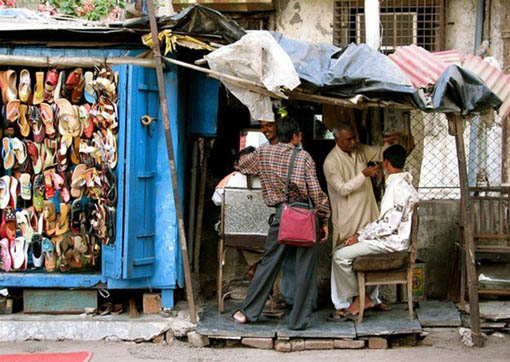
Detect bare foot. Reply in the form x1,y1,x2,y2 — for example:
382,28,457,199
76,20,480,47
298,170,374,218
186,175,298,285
348,295,375,315
233,311,247,324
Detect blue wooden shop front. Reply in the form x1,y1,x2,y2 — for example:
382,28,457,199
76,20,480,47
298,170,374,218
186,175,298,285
0,46,219,308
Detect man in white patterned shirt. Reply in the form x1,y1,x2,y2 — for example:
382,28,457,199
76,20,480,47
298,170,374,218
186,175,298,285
332,144,419,316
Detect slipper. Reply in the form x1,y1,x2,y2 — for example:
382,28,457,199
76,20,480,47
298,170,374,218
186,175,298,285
9,176,18,210
70,198,83,234
0,176,11,209
1,70,17,104
40,103,56,139
31,233,44,268
53,70,65,102
6,100,20,125
2,137,15,171
33,71,44,105
42,237,56,272
11,137,27,166
373,303,393,312
19,69,31,103
42,139,57,171
106,206,116,243
71,164,87,198
104,167,117,206
82,105,95,139
327,310,348,322
0,237,12,272
43,69,58,103
63,68,82,99
98,302,113,316
16,209,33,243
43,200,57,236
71,73,85,104
11,236,27,271
55,203,69,236
44,169,56,199
56,171,70,203
56,98,80,137
111,303,123,315
2,207,16,241
28,106,46,143
19,173,31,201
18,104,30,138
84,71,96,104
33,174,44,212
26,141,43,175
57,134,72,172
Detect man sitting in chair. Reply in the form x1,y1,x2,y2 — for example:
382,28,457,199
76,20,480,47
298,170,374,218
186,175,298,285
332,144,419,318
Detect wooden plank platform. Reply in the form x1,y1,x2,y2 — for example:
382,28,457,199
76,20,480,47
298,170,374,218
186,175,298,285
198,300,421,340
416,301,461,327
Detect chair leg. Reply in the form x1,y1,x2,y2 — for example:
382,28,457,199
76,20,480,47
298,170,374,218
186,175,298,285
217,237,225,313
407,269,414,320
357,272,365,323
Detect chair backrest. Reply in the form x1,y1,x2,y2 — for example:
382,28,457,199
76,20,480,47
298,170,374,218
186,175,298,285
409,203,420,265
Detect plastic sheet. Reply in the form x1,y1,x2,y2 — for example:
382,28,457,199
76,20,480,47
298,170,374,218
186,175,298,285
430,65,503,115
205,31,300,121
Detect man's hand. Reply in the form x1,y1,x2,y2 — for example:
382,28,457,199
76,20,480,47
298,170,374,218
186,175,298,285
345,234,359,246
382,132,401,144
362,165,380,178
320,224,329,243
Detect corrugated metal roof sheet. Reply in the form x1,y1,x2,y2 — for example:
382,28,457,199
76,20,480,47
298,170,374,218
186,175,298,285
433,50,465,66
388,44,448,89
463,54,510,119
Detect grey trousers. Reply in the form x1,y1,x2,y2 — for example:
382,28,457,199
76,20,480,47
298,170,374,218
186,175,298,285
240,207,318,330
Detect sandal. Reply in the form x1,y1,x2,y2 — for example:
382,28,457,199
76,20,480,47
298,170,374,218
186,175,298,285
40,103,56,139
62,68,82,99
42,237,56,272
16,209,33,243
71,164,87,198
0,176,11,209
26,141,43,175
12,236,27,271
31,233,44,268
19,69,32,103
43,69,58,104
6,100,20,125
0,237,12,272
43,200,57,236
327,310,348,322
1,70,17,104
33,174,44,212
83,71,96,104
9,176,18,210
55,203,70,236
2,137,15,171
18,104,30,138
33,71,44,105
54,70,65,102
29,106,46,143
111,303,123,315
98,302,113,316
19,173,31,201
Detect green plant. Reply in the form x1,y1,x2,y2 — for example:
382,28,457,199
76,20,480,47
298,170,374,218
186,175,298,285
46,0,125,21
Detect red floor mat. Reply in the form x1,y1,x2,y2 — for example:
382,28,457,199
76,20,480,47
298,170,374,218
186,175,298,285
0,351,93,362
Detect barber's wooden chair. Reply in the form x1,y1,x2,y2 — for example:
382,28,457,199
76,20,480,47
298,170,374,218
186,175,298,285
353,203,420,323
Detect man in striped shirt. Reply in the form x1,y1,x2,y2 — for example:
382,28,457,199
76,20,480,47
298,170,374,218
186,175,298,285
232,117,330,330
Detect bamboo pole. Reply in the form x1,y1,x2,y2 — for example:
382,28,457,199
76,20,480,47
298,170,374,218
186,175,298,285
146,0,197,324
193,139,209,276
0,55,158,69
162,56,414,111
451,114,483,347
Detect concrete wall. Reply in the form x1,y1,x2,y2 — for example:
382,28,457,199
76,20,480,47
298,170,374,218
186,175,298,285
273,0,333,43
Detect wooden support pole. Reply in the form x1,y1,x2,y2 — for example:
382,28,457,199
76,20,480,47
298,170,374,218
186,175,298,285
193,138,209,277
364,0,381,50
146,0,197,324
451,115,483,347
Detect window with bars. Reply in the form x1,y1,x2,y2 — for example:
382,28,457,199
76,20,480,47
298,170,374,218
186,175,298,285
333,0,444,53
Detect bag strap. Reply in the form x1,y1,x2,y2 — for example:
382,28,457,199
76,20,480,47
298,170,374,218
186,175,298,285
285,147,299,202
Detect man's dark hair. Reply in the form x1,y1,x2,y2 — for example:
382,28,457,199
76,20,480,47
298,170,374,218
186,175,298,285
276,116,300,143
383,144,407,169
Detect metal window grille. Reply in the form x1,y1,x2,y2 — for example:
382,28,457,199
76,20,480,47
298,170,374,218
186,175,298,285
333,0,444,53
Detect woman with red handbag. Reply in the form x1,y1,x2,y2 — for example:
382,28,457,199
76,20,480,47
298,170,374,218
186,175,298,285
232,116,330,330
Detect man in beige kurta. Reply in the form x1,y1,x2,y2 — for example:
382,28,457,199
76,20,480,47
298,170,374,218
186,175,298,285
324,123,399,314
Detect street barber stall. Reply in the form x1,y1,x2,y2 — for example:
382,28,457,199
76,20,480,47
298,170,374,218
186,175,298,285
148,6,509,348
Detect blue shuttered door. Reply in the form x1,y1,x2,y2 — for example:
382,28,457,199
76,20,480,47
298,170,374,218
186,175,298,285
102,65,128,280
122,65,158,279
